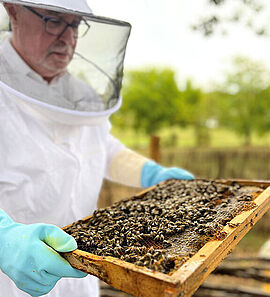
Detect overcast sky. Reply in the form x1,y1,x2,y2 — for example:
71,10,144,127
88,0,270,90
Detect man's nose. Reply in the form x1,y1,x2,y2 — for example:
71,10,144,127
58,25,76,45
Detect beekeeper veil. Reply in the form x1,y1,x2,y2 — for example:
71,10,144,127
0,0,131,114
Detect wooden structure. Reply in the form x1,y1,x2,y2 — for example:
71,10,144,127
63,179,270,297
149,135,161,163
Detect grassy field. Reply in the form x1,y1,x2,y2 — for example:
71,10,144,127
111,126,270,149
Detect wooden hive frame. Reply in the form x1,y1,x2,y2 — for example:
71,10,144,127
62,179,270,297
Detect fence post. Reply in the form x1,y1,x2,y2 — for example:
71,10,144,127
150,135,161,163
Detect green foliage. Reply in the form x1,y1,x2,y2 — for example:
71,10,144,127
193,0,267,37
178,81,217,146
215,56,270,145
112,67,216,147
112,56,270,148
112,68,182,135
256,86,270,134
177,80,202,124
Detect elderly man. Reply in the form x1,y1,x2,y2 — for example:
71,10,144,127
0,0,194,296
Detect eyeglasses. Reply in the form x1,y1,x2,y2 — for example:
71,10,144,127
24,6,90,39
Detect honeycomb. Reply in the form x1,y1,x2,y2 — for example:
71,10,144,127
65,179,262,274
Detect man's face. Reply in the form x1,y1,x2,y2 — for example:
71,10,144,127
6,5,79,81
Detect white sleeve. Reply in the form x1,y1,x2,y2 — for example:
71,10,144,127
105,130,149,188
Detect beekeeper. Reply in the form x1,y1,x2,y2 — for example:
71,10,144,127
0,0,194,296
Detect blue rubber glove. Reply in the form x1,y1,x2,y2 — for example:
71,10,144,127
0,209,87,296
141,160,194,188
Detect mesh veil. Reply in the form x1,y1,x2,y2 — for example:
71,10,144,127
0,2,131,113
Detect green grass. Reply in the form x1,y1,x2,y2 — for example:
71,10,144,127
233,229,269,254
111,126,270,149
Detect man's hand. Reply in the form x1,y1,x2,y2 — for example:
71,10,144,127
141,160,194,188
0,210,86,297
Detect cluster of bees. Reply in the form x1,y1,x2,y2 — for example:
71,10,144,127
65,179,260,274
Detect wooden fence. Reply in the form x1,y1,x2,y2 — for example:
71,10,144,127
160,147,270,180
99,147,270,207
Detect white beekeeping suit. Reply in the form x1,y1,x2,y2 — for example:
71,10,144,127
0,1,148,296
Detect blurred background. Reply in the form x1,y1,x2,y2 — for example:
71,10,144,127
92,2,270,294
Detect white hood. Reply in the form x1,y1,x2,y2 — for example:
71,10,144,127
0,0,93,16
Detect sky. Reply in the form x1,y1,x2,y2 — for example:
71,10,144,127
88,0,270,90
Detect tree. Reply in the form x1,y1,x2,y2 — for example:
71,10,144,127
177,81,220,147
215,56,270,145
192,0,268,37
255,86,270,134
112,68,182,135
